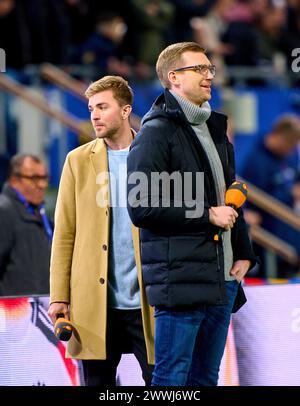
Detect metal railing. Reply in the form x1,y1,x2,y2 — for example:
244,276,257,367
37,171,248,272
0,74,92,139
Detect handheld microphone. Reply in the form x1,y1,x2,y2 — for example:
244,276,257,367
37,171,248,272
54,315,73,341
214,181,247,241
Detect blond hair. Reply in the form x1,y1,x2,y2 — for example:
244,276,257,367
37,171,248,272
85,75,133,106
156,42,206,88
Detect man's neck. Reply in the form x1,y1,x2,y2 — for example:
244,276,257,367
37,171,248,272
104,127,134,150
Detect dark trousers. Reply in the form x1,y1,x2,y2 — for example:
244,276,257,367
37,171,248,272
82,308,153,386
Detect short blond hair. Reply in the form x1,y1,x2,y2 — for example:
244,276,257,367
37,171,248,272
156,42,206,88
85,75,133,106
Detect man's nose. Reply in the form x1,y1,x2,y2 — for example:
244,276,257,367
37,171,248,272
36,178,48,188
206,70,214,80
92,108,100,120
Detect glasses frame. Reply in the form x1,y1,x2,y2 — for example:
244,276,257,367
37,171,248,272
173,64,216,77
15,173,49,184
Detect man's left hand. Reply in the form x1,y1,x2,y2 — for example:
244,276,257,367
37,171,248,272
230,260,251,282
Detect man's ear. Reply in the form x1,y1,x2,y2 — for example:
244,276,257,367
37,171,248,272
122,104,132,120
168,70,180,86
8,175,18,188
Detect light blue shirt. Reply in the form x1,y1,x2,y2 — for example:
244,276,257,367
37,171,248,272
107,147,140,309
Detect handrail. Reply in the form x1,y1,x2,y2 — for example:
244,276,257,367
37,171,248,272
249,225,298,266
238,177,300,231
40,63,86,101
0,74,92,139
40,63,141,131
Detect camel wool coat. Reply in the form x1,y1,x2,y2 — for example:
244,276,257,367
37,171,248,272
50,137,154,363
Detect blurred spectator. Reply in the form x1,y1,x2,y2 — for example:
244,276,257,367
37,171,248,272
0,154,52,296
240,114,300,277
0,0,31,69
280,0,300,71
128,0,174,78
75,11,131,77
221,0,263,68
256,2,287,68
190,0,265,84
190,0,237,85
64,0,91,49
171,0,215,42
24,0,70,65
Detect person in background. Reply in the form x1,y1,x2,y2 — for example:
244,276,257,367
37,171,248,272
241,114,300,277
127,0,174,78
75,11,131,78
48,75,154,386
0,154,52,296
127,42,257,386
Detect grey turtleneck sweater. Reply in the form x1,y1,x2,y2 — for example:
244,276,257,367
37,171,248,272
170,90,234,281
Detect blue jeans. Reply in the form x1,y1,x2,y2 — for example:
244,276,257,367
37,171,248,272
152,280,239,386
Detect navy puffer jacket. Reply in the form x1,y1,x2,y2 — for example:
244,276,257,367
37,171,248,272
127,90,257,311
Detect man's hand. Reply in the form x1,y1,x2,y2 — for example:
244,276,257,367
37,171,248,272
48,302,69,325
230,260,251,282
209,206,238,230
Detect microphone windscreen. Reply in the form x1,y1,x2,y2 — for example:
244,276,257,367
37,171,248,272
54,317,73,341
225,181,247,209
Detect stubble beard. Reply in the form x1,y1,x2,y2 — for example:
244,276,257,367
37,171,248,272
95,125,119,140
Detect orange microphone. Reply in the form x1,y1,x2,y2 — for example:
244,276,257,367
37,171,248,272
214,181,247,241
54,315,73,341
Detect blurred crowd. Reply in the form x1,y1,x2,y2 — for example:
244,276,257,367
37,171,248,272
1,0,300,81
1,0,300,288
240,114,300,278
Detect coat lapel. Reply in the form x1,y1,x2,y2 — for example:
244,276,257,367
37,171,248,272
90,138,108,176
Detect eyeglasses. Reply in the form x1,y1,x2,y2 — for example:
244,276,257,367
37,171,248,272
15,173,49,184
173,64,216,77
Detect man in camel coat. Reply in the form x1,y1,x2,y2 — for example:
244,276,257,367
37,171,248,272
48,75,154,386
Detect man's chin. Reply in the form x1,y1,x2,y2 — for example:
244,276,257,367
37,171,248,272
96,133,107,139
30,199,45,206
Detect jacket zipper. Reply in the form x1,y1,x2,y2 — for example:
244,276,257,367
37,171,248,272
215,240,223,303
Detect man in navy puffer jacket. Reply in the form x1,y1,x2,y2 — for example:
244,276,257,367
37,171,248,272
127,42,257,386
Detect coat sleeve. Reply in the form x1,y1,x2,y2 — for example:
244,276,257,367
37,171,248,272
127,119,210,232
0,202,14,274
50,154,76,303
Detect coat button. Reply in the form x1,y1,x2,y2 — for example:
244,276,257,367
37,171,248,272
102,244,107,251
99,277,105,284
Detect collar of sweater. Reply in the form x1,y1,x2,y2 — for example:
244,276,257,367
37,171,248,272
170,90,211,126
